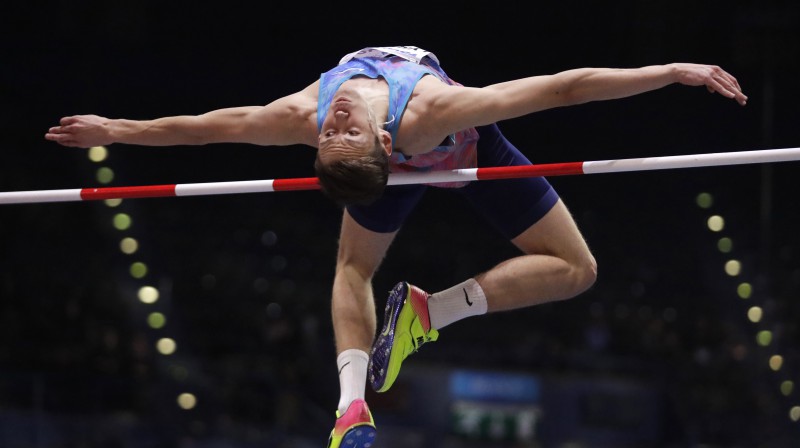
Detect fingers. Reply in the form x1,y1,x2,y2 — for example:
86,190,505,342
47,125,68,134
708,67,748,106
46,117,79,146
44,130,71,143
60,116,79,126
44,132,78,146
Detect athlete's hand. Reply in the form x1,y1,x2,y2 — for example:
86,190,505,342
670,63,747,106
45,115,114,148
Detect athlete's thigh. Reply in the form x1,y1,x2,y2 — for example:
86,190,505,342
336,209,398,276
511,198,593,261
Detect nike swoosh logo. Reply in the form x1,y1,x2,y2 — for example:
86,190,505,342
338,361,351,375
463,288,473,306
381,313,394,337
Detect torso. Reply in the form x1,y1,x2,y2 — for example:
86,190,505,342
311,47,480,187
312,61,452,157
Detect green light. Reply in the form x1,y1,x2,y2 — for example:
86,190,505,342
737,283,752,299
781,381,794,396
717,237,733,253
756,330,772,347
96,167,114,184
148,312,166,329
130,262,148,279
113,213,132,231
696,192,713,209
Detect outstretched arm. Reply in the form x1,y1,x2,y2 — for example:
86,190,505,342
45,81,320,148
430,63,747,134
491,63,747,108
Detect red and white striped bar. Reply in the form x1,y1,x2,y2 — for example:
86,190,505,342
1,147,799,205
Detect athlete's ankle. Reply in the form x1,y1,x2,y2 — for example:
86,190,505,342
428,278,488,329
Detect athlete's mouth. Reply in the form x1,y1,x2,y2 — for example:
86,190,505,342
331,98,353,115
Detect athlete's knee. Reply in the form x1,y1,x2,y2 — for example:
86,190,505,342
566,251,597,298
579,253,598,291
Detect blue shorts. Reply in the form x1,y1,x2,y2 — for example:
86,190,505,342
346,124,559,240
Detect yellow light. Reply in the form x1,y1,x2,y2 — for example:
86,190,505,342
756,330,772,347
737,283,753,299
177,393,197,410
113,213,132,231
138,286,159,304
781,381,794,396
104,198,122,207
790,406,800,422
88,146,108,162
696,192,713,209
96,167,114,184
130,262,148,279
157,338,177,355
724,260,742,276
147,312,166,329
120,237,139,255
747,306,763,323
717,237,733,253
707,215,725,232
769,355,784,371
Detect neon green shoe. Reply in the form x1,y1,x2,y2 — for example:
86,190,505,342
369,282,438,393
326,399,376,448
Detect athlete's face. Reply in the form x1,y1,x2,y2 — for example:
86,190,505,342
318,88,379,163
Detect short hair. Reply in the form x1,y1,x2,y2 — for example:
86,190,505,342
314,137,390,207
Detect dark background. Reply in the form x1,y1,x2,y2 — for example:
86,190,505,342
2,1,799,447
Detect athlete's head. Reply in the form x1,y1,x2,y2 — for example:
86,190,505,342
315,89,392,207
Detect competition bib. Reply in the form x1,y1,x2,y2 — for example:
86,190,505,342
339,46,440,65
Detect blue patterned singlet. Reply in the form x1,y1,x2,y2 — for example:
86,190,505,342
317,46,478,188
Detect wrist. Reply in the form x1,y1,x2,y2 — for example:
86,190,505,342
107,118,134,144
664,63,680,84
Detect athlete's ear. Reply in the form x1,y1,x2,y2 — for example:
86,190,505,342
379,129,392,156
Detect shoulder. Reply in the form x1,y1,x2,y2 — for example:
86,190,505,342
408,75,460,108
407,75,489,133
396,76,468,153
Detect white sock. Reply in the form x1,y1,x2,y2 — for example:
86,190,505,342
336,349,369,415
428,278,488,330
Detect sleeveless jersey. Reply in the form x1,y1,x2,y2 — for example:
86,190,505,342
317,46,478,188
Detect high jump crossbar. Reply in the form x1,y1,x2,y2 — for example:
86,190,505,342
1,147,798,205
